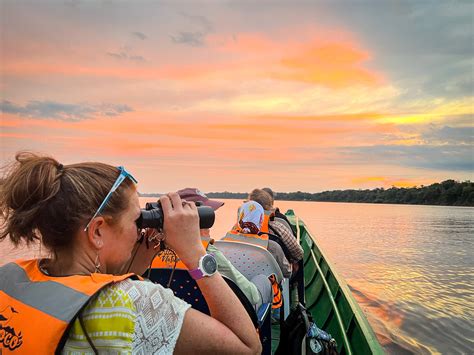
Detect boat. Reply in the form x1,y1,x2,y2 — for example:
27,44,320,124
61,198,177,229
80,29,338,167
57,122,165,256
148,209,384,354
285,209,384,354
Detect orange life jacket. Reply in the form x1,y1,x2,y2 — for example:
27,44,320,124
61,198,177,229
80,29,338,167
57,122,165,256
150,237,212,270
222,210,272,249
0,259,135,354
269,274,282,309
260,210,271,234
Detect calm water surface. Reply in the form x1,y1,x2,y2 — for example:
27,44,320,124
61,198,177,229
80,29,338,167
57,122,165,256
2,199,473,354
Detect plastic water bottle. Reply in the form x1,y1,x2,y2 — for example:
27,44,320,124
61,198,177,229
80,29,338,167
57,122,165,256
307,337,323,354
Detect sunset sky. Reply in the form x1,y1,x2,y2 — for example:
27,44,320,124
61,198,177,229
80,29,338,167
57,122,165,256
1,1,472,193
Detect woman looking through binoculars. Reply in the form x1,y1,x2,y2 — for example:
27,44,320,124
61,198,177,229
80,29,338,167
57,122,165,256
0,152,261,354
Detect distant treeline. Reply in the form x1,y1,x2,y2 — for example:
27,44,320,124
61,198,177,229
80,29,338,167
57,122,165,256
206,180,474,207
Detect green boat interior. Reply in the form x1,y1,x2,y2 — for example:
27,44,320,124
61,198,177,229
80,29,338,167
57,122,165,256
147,209,384,354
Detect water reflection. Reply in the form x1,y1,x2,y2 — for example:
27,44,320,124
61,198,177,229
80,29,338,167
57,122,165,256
257,201,473,354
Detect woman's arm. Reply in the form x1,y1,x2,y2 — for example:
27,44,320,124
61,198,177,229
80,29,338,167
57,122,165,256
160,193,261,354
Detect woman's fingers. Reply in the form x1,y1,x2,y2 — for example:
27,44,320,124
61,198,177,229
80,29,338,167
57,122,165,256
168,192,183,211
159,194,172,213
181,200,196,211
187,200,198,211
160,192,196,212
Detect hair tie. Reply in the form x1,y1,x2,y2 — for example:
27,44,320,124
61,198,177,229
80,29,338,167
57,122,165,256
57,163,64,172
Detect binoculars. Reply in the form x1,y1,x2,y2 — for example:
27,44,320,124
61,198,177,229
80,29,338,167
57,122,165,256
136,201,215,230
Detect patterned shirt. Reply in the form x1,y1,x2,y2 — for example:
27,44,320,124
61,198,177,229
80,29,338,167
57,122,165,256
62,279,190,354
269,220,304,263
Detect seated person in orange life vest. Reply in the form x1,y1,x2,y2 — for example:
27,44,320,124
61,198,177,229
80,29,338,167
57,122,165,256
0,152,261,354
150,187,272,308
225,200,293,278
248,188,303,275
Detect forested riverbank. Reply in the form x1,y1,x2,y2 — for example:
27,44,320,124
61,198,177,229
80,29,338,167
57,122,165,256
202,180,473,207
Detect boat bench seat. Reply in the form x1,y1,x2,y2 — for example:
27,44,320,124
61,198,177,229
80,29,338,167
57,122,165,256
214,240,290,320
213,240,284,282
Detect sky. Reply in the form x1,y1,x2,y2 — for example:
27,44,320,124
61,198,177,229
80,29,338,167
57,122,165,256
1,0,473,193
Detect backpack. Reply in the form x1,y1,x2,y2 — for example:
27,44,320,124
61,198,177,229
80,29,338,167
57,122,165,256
275,208,297,237
275,303,338,355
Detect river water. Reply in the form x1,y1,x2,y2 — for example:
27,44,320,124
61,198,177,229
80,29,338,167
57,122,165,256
1,199,473,354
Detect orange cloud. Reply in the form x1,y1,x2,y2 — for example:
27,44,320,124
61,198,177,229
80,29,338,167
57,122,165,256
275,42,382,87
0,132,38,139
256,112,385,122
351,176,387,184
0,118,23,127
351,176,436,188
2,62,209,81
208,29,383,88
1,108,399,153
0,115,70,131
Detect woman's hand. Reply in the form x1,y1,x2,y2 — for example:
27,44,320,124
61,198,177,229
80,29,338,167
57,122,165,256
159,192,205,269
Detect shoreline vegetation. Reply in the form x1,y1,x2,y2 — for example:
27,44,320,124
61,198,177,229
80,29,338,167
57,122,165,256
140,180,474,207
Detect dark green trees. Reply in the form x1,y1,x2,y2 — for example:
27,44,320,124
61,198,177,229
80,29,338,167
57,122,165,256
206,180,474,206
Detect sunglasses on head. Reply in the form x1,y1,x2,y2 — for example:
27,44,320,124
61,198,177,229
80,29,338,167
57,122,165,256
84,166,138,231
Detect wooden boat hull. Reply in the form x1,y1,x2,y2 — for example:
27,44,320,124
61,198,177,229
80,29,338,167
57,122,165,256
285,209,384,355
